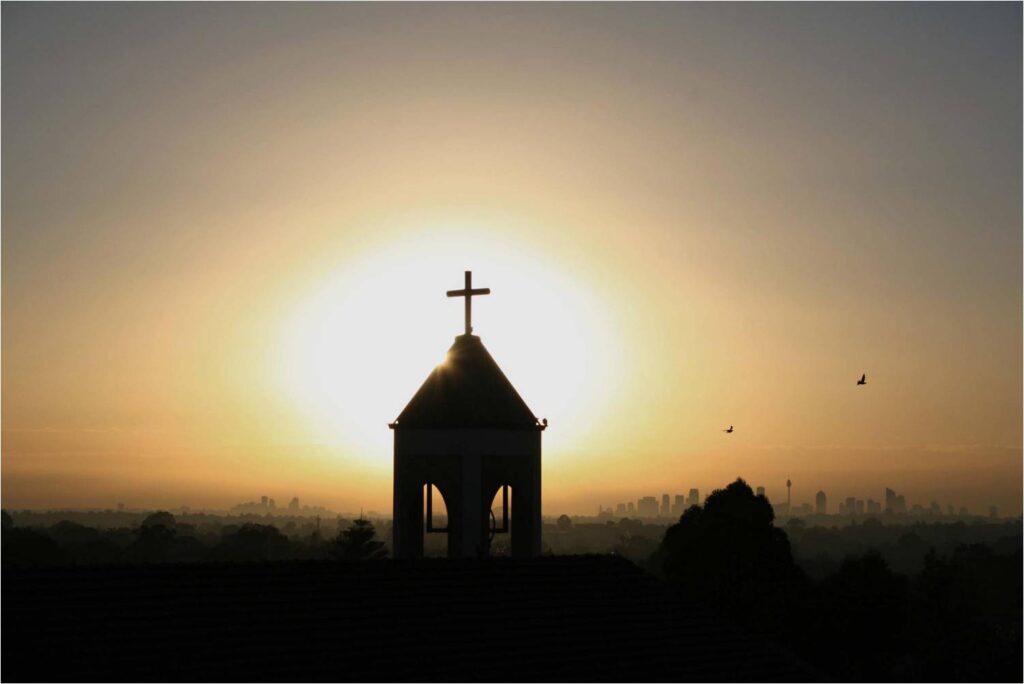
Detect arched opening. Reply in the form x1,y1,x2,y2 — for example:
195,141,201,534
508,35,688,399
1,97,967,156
487,484,512,557
423,483,449,558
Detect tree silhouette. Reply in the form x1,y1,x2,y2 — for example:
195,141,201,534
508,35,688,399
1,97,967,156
912,544,1023,681
816,551,910,679
556,514,573,530
2,528,68,566
656,478,803,634
141,511,176,530
127,515,178,563
215,523,292,562
332,517,387,560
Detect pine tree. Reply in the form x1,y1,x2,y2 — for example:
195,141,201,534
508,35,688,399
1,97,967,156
332,517,388,560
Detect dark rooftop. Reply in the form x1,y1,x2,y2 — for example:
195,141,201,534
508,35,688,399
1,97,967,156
391,334,543,431
3,555,814,681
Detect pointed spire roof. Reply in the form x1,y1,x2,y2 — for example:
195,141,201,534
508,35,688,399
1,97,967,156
391,334,543,431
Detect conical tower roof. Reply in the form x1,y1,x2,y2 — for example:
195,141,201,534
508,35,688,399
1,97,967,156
391,334,543,431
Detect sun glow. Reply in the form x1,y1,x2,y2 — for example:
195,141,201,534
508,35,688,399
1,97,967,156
278,222,621,465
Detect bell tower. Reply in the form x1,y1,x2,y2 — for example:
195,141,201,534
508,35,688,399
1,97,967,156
390,271,545,559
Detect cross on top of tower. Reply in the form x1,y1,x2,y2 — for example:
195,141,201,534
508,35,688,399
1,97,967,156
446,270,490,336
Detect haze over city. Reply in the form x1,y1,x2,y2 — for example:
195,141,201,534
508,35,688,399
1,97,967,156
3,2,1021,516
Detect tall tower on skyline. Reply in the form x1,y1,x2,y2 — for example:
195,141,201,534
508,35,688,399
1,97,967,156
786,478,792,508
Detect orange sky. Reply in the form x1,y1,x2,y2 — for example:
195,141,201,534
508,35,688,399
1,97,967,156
3,3,1021,515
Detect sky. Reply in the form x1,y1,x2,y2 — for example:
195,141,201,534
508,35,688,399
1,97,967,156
3,3,1021,516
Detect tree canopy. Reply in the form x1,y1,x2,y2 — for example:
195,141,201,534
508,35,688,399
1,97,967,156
333,518,387,561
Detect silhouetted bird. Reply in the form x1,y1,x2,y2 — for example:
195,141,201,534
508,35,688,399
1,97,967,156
857,374,867,386
723,425,734,434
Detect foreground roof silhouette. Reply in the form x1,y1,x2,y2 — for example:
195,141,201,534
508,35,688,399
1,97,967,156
391,333,543,430
5,556,816,681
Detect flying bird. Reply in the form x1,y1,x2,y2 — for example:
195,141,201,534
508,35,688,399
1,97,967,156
857,373,867,386
723,425,734,434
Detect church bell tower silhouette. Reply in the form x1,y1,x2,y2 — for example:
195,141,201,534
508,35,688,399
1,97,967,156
390,271,545,559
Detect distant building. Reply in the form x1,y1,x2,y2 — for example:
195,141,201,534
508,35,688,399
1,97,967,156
855,499,865,515
661,494,671,517
615,503,627,517
261,496,269,507
989,506,998,519
627,502,636,515
866,499,881,514
885,488,907,514
687,489,700,507
815,490,826,515
929,502,941,516
947,504,955,516
289,497,300,512
756,486,765,498
638,497,659,518
673,494,686,516
845,497,856,516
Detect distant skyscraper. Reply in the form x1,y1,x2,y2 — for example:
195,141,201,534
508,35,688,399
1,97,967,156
627,502,636,515
638,497,659,518
845,497,856,516
867,499,881,514
815,490,826,515
289,497,300,511
661,494,671,517
885,488,896,513
756,486,766,498
855,499,865,515
688,489,700,507
786,479,792,508
615,503,627,517
895,495,906,514
673,495,686,516
929,502,941,516
261,495,269,508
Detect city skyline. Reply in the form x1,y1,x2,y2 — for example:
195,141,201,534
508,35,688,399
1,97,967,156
8,477,1009,521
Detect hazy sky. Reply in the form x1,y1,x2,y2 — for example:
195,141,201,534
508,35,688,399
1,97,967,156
3,3,1021,515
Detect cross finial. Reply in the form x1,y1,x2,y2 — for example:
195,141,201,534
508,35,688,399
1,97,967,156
446,270,490,336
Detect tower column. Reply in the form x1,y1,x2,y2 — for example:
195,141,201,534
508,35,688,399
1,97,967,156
392,454,424,560
459,452,483,557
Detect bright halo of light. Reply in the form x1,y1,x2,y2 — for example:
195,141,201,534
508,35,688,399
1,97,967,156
278,223,620,465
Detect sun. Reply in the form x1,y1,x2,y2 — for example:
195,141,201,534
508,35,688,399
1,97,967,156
277,221,621,465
